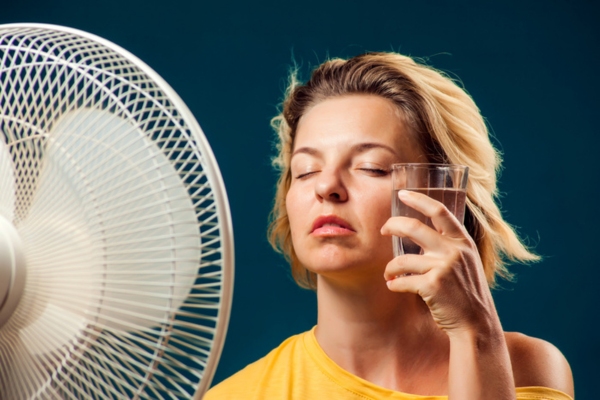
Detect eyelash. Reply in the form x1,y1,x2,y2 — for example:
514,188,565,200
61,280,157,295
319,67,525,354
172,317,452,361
359,168,389,176
295,168,389,179
295,171,317,179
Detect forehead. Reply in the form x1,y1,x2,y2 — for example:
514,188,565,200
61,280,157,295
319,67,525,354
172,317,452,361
293,94,422,158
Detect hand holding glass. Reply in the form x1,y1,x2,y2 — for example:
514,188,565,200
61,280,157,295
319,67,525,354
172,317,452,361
391,163,469,256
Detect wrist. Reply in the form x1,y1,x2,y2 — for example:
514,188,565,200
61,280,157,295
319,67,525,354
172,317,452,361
446,321,515,400
446,319,505,350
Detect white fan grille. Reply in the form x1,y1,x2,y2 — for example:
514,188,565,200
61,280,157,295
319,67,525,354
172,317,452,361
0,24,233,399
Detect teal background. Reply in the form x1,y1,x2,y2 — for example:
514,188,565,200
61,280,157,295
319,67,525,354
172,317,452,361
1,0,597,397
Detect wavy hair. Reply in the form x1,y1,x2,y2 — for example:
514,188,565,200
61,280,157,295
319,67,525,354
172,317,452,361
268,52,538,290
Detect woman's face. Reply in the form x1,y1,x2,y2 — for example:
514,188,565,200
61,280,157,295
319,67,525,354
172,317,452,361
286,95,426,281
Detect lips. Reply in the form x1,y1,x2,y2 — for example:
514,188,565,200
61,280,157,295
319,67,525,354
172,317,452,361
311,215,355,236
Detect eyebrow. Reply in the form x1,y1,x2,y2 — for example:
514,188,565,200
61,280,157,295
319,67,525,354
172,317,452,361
291,142,399,158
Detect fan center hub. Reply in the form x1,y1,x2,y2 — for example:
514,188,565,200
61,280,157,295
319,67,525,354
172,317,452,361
0,215,26,328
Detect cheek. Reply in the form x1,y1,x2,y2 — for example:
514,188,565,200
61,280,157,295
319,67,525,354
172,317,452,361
285,187,304,238
357,186,392,225
363,190,394,257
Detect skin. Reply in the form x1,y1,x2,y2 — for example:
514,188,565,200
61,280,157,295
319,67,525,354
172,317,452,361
286,95,574,398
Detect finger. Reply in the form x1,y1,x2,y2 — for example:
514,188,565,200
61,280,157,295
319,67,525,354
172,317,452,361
396,190,464,237
381,216,443,252
383,254,433,281
385,272,428,294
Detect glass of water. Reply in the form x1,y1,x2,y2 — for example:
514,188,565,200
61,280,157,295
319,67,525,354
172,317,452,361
392,163,469,256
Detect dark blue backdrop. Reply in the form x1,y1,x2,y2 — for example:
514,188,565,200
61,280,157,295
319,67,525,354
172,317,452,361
2,0,597,397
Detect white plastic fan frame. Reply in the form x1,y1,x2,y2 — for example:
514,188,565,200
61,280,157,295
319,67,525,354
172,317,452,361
0,23,234,399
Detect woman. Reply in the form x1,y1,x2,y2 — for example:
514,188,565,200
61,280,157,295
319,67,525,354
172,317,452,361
206,52,574,399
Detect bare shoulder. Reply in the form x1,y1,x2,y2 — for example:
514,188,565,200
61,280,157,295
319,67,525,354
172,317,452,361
505,332,574,397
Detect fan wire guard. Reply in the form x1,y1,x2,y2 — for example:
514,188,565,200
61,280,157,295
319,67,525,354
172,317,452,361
0,24,234,399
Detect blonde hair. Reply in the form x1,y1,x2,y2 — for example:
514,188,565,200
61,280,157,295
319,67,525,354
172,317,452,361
268,52,538,290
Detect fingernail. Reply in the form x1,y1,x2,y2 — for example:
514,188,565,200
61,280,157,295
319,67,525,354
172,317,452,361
398,190,410,198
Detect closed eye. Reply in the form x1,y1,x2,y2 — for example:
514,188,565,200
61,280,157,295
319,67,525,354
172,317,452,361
359,168,389,176
295,171,318,179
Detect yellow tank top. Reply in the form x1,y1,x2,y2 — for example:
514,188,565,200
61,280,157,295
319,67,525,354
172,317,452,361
205,328,572,400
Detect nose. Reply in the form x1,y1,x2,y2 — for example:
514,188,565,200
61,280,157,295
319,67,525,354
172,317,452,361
314,168,348,203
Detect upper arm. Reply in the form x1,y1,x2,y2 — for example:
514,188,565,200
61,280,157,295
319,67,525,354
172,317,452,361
506,332,574,398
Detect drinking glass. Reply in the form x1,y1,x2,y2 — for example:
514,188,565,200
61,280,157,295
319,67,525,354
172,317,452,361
392,163,469,256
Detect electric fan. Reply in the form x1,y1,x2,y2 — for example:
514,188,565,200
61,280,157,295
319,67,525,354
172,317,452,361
0,23,234,399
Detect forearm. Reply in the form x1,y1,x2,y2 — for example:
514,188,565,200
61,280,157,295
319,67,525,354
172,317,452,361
448,324,515,400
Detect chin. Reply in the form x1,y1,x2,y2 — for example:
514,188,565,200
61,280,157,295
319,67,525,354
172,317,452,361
295,242,392,277
301,254,387,278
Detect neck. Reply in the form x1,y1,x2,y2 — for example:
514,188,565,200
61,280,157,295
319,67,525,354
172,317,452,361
315,273,450,394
